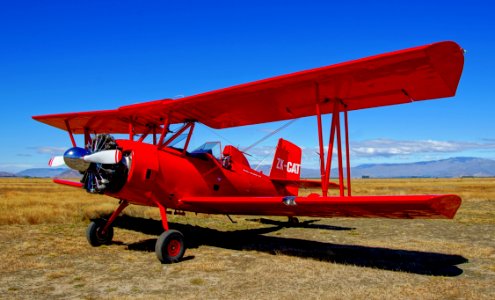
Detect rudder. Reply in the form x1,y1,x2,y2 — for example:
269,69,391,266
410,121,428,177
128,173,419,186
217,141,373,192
270,138,302,195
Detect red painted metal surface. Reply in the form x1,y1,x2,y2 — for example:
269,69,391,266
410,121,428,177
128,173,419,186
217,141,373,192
128,122,134,141
32,41,464,133
182,122,195,153
167,239,181,257
111,140,282,208
315,102,325,184
53,178,83,188
158,204,169,231
157,116,169,147
344,110,352,196
95,138,463,220
177,194,461,219
323,102,339,196
64,120,76,147
162,122,193,148
335,108,345,196
102,201,129,234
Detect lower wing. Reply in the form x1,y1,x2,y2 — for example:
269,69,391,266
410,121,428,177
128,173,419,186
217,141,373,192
178,194,461,219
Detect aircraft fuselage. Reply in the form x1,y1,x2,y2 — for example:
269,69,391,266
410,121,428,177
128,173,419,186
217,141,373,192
110,140,280,209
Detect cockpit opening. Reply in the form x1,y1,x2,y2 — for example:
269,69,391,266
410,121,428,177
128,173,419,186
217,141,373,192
190,141,222,160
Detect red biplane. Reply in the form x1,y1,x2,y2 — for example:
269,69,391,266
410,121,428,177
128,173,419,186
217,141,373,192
33,41,464,263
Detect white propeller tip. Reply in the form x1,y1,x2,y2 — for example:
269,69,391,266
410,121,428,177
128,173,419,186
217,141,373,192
48,156,66,167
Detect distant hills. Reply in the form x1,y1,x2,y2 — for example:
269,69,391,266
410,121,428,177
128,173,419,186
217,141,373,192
0,171,16,177
7,168,81,179
1,157,494,179
261,157,495,178
348,157,495,178
16,168,67,178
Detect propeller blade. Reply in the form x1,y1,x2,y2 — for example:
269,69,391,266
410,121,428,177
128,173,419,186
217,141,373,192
83,149,123,164
48,156,65,167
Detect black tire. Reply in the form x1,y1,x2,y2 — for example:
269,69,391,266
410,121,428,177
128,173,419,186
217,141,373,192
86,219,114,246
155,230,185,264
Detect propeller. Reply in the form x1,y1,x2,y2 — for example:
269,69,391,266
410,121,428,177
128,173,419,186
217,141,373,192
48,134,128,194
49,148,122,171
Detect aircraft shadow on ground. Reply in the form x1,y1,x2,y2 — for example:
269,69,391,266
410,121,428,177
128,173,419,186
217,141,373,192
111,215,467,277
245,218,356,230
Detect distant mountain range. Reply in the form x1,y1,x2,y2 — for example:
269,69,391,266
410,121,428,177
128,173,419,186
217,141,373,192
7,168,81,178
346,157,495,178
261,157,495,178
0,171,16,177
1,157,494,178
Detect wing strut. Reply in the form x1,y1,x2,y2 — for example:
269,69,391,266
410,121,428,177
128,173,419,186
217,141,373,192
344,110,352,196
160,121,195,152
315,83,326,187
84,128,93,147
128,120,134,141
64,120,77,147
316,97,352,197
157,116,170,146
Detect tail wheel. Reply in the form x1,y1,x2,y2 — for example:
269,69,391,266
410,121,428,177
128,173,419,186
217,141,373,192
86,219,114,246
288,216,300,226
155,230,185,263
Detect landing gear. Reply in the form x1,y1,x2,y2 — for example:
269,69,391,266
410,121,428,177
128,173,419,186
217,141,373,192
86,200,128,247
85,200,187,263
155,230,185,263
86,219,114,246
154,203,186,263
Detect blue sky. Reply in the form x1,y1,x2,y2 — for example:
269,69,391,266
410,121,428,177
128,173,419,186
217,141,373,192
1,0,494,172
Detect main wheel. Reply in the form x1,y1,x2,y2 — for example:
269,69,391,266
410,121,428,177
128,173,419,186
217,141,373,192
86,219,114,246
155,230,185,264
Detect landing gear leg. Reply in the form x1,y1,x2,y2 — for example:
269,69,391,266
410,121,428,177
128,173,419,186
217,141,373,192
155,203,186,263
86,200,129,246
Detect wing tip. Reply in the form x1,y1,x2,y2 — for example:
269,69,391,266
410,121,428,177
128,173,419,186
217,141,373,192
431,194,462,219
426,41,465,97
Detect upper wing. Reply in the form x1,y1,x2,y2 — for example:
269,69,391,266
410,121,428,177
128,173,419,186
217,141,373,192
33,41,464,133
177,194,462,219
33,109,155,134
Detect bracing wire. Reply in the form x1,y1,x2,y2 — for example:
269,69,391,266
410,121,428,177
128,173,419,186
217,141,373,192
203,125,237,145
242,119,297,153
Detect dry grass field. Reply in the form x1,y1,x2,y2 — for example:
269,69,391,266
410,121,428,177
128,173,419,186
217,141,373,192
0,178,494,299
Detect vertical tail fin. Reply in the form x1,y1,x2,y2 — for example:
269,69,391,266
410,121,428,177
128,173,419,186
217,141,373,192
270,138,302,195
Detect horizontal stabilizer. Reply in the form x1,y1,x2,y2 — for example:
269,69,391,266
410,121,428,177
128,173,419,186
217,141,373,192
178,194,461,219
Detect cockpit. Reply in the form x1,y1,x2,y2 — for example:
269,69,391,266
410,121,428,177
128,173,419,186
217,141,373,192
189,141,222,160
